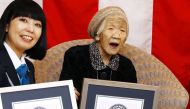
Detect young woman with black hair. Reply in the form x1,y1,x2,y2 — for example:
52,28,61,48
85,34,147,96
0,0,47,87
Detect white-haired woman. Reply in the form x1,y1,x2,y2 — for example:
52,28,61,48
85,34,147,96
59,6,137,101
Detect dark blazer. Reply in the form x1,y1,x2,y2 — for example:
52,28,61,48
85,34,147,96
0,46,35,88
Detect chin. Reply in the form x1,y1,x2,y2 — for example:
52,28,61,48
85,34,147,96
107,51,119,56
22,45,33,50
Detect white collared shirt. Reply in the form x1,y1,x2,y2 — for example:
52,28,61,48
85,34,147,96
3,42,27,69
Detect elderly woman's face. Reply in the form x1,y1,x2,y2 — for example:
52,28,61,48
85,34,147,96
97,15,127,56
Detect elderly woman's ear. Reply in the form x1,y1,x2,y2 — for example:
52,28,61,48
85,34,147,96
95,36,100,41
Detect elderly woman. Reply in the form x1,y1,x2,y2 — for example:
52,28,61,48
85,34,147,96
59,6,137,99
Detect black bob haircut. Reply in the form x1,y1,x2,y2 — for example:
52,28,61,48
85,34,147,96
0,0,47,60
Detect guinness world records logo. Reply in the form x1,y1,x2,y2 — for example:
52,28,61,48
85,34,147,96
33,106,46,109
109,104,127,109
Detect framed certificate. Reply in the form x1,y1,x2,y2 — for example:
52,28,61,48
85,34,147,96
80,78,159,109
0,80,77,109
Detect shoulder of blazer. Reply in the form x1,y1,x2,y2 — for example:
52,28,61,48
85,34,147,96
0,46,20,86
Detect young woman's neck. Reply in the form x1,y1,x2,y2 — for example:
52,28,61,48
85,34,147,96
5,40,24,59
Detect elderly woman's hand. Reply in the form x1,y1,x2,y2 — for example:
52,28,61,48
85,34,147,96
74,87,80,100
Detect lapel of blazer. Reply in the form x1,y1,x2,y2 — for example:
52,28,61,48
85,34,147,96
0,46,20,86
25,58,35,84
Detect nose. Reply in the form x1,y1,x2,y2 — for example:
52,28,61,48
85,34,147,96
27,22,35,33
112,30,121,39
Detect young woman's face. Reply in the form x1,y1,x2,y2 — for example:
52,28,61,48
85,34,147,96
5,16,42,55
97,15,127,56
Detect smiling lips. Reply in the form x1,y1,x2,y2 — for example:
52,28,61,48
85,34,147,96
21,35,33,42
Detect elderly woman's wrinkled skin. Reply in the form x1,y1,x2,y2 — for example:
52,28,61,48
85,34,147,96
95,14,128,65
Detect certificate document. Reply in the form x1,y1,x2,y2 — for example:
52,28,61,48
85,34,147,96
12,96,63,109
